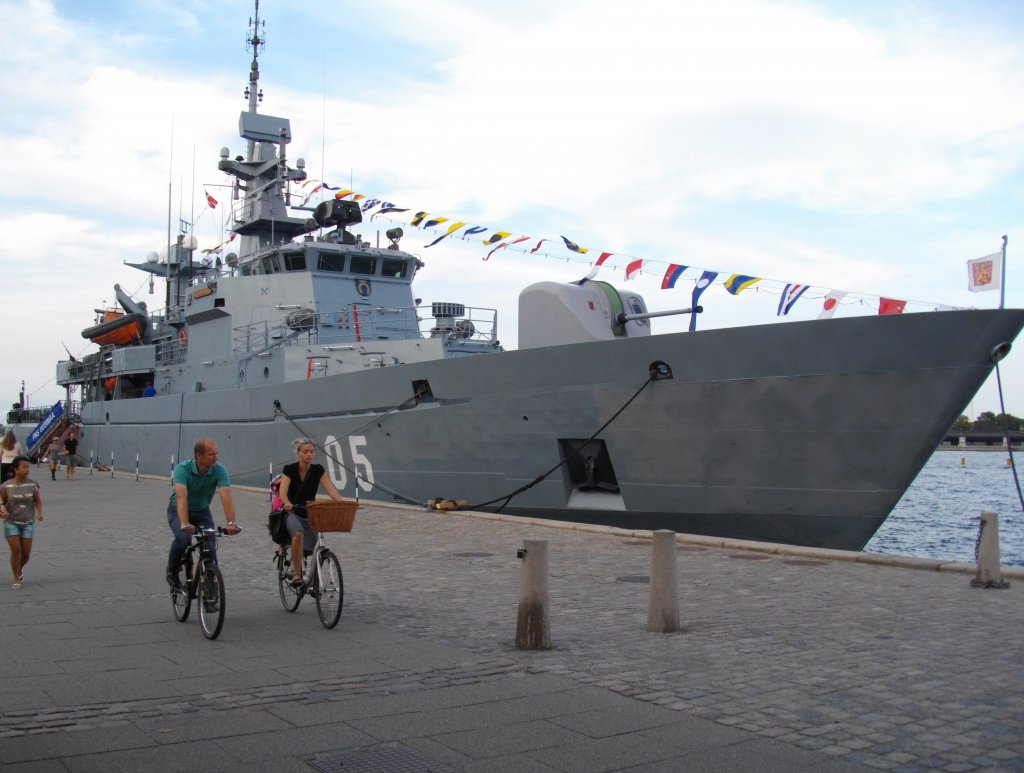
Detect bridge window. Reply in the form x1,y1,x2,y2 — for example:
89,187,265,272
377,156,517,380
284,252,307,271
381,258,407,278
350,254,377,275
317,253,345,272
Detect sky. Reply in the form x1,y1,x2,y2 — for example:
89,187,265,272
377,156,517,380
1,0,1023,422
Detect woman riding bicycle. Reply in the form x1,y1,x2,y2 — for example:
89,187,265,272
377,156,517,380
279,438,345,588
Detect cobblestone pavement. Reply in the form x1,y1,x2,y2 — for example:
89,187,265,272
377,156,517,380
0,471,1021,772
324,506,1024,772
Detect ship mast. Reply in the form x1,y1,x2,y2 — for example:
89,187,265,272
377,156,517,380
244,0,265,161
217,0,308,262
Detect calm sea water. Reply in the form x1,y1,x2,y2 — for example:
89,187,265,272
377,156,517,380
865,450,1024,567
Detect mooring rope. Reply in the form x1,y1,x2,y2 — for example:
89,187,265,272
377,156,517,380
273,373,656,514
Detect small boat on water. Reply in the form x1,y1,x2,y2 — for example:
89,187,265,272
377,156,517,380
81,310,146,347
45,2,1024,551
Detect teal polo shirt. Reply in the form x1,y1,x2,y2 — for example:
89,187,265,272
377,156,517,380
169,459,231,511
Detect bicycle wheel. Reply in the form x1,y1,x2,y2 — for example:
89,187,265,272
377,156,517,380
171,553,192,622
277,554,302,612
314,551,343,629
198,561,226,640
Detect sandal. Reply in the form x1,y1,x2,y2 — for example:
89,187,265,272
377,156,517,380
290,577,304,589
12,582,21,589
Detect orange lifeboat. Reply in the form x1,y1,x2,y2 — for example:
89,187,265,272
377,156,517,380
81,310,145,346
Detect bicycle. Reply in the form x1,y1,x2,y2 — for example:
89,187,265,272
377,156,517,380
170,526,237,639
274,501,353,629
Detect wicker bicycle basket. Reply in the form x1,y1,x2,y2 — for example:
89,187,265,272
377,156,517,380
306,500,357,532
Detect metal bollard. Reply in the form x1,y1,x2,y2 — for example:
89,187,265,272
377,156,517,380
135,452,140,482
515,539,551,650
110,451,114,479
647,530,680,632
972,511,1009,588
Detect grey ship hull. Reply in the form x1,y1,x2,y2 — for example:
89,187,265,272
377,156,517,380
75,309,1024,550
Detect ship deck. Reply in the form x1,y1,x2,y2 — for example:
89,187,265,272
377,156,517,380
0,470,1020,771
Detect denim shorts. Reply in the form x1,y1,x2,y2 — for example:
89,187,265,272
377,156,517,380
4,521,34,539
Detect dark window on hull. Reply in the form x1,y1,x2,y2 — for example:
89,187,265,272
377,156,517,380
412,379,434,402
559,439,620,492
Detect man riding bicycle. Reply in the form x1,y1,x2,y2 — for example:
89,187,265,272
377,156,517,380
166,438,241,589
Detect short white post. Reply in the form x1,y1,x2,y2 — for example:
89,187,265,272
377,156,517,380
973,511,1009,588
647,530,680,632
135,452,140,482
268,463,273,503
110,451,114,478
516,539,551,650
89,450,94,475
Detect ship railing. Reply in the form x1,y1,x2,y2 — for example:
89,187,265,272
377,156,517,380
154,337,187,366
232,305,466,354
5,405,52,425
420,306,498,344
63,399,82,424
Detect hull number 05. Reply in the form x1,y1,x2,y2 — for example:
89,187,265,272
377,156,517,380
323,434,374,492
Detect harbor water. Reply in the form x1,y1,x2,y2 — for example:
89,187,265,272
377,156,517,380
866,449,1024,567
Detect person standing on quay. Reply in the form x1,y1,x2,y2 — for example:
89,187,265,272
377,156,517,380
64,431,78,480
0,456,43,589
165,437,241,589
1,431,24,482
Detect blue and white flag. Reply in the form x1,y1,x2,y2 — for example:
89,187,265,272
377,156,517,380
777,283,809,316
690,271,718,332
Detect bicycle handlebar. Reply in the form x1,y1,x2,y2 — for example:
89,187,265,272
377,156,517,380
185,525,241,539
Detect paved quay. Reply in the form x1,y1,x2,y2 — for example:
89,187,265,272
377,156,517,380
0,469,1021,772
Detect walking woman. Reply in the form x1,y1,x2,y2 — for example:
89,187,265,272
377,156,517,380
0,456,43,588
46,436,62,481
1,431,24,482
278,438,345,587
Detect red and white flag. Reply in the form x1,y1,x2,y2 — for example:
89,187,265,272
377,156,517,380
818,290,846,319
625,259,644,280
967,252,1002,293
205,191,218,209
585,252,614,280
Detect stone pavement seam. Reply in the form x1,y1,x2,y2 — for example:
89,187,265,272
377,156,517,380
0,659,529,737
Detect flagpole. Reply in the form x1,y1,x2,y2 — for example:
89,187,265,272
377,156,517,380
1000,234,1007,310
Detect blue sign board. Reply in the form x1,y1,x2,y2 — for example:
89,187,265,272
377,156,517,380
27,402,64,452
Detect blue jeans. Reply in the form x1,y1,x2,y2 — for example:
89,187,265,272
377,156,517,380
166,505,216,574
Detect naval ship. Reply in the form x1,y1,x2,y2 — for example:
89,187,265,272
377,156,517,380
43,5,1024,551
